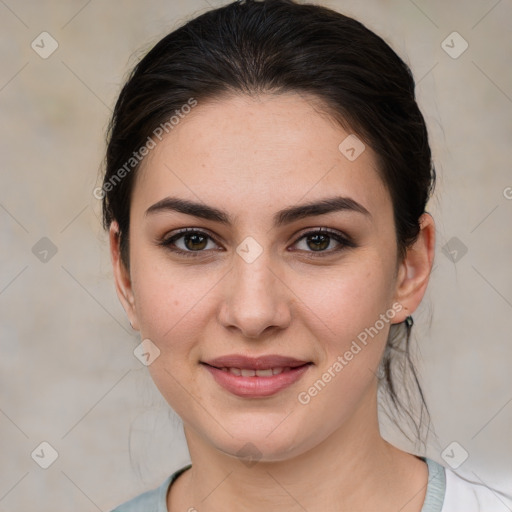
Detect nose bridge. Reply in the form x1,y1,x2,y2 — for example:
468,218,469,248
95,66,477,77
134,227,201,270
235,248,274,299
220,241,290,338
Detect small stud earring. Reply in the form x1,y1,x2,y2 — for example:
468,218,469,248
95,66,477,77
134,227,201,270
405,315,413,328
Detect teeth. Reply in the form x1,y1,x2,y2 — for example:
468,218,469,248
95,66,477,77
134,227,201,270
222,367,288,376
255,369,273,377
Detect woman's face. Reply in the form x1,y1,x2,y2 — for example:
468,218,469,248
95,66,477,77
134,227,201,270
113,93,422,461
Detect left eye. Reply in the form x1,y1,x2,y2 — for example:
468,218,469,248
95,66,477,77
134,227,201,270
292,229,352,254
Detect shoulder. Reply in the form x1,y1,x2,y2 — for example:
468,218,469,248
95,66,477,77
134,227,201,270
109,476,172,512
109,465,192,512
442,465,512,512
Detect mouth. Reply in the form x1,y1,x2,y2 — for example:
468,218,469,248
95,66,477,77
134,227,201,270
204,366,303,377
202,354,311,370
200,355,313,398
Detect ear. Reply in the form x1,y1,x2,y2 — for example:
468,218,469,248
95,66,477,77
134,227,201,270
109,221,139,331
392,212,435,323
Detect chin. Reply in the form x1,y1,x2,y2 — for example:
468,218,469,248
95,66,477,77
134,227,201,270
207,421,319,465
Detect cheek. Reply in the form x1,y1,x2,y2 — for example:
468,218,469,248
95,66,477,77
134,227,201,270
130,257,217,409
291,258,396,405
130,249,214,353
293,266,394,425
292,258,395,349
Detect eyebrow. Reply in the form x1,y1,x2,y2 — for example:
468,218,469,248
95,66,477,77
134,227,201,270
145,195,371,227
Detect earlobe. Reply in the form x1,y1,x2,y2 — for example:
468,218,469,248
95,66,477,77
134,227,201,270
109,222,139,331
393,213,435,323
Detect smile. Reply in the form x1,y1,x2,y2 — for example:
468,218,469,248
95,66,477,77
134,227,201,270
201,362,312,398
218,367,293,376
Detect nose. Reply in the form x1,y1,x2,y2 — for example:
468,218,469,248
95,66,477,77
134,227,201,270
218,247,292,339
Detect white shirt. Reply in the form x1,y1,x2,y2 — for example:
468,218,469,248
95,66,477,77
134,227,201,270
441,465,512,511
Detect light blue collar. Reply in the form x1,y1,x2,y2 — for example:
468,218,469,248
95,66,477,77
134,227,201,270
420,457,446,512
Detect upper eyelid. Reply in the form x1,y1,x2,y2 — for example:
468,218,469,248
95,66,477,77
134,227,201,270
163,227,223,245
162,227,350,250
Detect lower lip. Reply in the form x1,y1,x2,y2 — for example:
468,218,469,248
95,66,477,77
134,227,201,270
202,363,312,398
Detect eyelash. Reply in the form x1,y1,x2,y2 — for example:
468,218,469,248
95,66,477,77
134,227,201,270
158,227,355,259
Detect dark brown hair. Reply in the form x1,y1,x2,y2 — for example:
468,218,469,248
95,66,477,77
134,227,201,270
101,0,436,445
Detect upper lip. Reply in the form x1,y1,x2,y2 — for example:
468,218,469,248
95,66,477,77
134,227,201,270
202,354,311,370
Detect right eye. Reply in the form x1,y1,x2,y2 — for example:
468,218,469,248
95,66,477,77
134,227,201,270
159,228,223,258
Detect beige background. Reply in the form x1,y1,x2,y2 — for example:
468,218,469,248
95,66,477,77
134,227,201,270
1,0,511,510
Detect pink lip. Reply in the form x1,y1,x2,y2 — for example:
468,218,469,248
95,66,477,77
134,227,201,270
201,354,312,398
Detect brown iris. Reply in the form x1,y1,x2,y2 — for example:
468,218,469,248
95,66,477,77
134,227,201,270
307,233,330,251
184,233,208,251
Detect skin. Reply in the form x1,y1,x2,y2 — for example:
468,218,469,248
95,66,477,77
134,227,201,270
110,92,436,512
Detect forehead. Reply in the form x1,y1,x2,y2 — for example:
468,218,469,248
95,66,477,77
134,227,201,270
133,92,391,223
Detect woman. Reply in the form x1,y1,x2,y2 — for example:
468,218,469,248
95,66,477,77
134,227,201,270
100,1,511,510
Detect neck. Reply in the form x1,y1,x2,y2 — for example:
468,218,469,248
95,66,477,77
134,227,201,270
169,387,428,512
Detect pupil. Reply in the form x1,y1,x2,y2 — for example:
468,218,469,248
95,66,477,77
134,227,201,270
308,234,329,251
186,233,207,250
